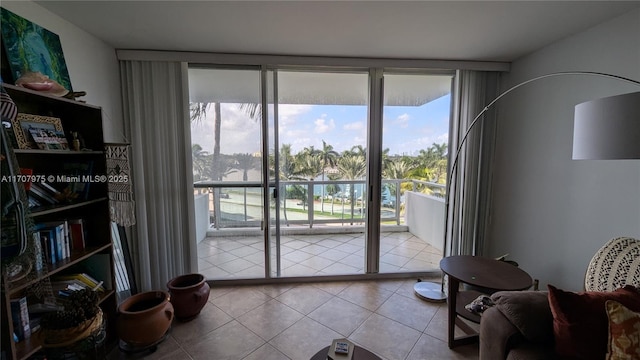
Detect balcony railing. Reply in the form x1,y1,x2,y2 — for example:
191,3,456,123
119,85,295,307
194,179,445,230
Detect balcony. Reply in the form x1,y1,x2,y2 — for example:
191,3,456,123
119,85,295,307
195,179,446,279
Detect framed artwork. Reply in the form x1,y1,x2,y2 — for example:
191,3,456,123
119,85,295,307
0,7,73,91
12,113,69,150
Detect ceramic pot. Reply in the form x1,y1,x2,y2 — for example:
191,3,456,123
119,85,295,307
167,273,210,321
116,291,173,347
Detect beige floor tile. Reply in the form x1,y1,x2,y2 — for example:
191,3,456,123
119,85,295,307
170,303,233,344
308,296,373,337
337,282,393,311
228,245,261,258
185,320,265,360
269,317,342,360
236,299,304,341
211,288,271,318
311,281,352,295
254,283,296,298
350,313,422,360
380,253,411,267
201,251,238,265
406,333,478,360
376,293,439,332
242,343,292,360
275,285,333,314
217,258,256,273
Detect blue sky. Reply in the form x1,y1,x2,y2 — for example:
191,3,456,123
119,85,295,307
191,94,450,157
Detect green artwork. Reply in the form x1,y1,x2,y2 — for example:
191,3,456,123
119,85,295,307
1,7,73,91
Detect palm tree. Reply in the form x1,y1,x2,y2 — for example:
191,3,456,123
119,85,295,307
295,151,323,211
277,144,295,225
318,140,339,212
231,153,258,221
337,154,366,224
326,174,342,215
191,144,209,181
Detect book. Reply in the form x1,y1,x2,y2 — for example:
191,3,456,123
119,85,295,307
19,168,33,191
54,273,105,292
10,297,31,341
38,221,69,261
30,183,58,205
62,160,94,200
39,228,57,264
68,219,85,251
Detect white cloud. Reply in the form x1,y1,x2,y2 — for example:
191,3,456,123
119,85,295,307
314,117,335,134
394,113,410,128
343,121,364,131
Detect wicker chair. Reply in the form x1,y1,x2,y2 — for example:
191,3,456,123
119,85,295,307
584,236,640,292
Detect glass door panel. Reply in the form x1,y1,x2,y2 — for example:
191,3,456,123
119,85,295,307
271,70,369,277
379,73,453,273
189,67,266,280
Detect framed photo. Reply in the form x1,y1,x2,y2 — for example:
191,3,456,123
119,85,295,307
12,113,69,150
0,7,73,91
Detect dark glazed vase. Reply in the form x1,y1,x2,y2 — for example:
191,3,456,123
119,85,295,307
116,291,174,347
167,273,210,321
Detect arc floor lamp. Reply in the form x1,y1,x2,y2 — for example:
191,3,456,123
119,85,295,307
415,71,640,301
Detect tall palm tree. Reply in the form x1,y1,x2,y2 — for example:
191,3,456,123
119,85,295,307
337,154,366,224
318,140,339,212
295,151,323,211
191,144,209,181
231,153,258,221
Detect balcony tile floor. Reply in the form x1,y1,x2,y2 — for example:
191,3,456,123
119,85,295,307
108,279,479,360
197,231,443,279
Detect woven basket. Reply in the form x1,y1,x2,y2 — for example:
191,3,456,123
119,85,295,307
43,308,103,348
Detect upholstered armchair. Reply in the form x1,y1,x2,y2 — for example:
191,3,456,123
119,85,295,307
479,237,640,360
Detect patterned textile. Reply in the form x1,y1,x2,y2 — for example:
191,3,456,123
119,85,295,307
606,300,640,360
105,144,136,226
0,86,18,121
585,237,640,292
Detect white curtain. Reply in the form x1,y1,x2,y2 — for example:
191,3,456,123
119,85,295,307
446,70,499,257
119,60,197,291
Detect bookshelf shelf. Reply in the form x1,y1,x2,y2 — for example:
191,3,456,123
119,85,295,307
29,197,108,217
1,84,116,360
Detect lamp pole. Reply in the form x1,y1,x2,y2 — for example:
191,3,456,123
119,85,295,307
415,71,640,302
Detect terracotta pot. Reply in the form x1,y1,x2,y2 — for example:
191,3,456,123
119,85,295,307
167,273,210,321
116,291,173,347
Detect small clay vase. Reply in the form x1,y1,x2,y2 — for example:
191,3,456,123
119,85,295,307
116,291,174,347
166,273,210,321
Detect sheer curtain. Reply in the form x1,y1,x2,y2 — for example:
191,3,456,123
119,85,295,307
119,60,197,291
446,70,499,257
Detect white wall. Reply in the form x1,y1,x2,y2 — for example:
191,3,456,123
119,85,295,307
486,9,640,291
2,1,123,142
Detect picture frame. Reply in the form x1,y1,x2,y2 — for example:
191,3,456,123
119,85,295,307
0,7,73,91
12,113,69,150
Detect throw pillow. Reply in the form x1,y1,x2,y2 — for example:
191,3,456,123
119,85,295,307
605,300,640,360
491,290,554,344
547,284,640,360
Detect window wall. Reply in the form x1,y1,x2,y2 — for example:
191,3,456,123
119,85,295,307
189,64,454,281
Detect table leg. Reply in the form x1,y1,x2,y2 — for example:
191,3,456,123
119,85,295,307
447,276,458,348
447,277,480,348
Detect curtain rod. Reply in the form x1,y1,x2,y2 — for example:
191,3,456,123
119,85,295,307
116,49,511,72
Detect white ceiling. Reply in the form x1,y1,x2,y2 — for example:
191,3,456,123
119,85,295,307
34,1,640,62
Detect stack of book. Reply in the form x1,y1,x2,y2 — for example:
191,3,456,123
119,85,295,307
33,219,85,267
10,297,31,342
52,273,105,295
28,181,60,208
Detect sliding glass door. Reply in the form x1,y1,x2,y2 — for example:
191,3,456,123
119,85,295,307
379,72,453,273
189,65,454,280
189,67,267,279
268,69,370,277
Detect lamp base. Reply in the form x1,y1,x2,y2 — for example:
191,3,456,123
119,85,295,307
414,281,447,302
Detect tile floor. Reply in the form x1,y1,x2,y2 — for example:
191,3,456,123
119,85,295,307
108,279,479,360
197,231,443,279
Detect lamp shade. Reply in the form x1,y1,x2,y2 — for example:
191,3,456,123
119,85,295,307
572,91,640,160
